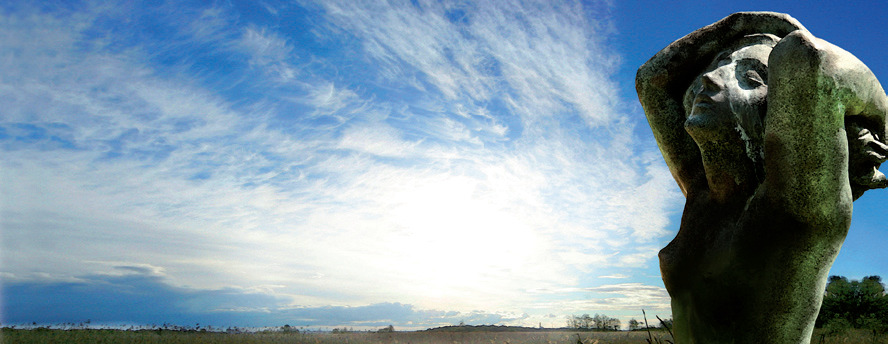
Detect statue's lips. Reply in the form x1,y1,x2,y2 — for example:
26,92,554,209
692,94,714,109
689,94,716,118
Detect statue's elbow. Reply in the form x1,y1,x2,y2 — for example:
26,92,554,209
769,30,821,76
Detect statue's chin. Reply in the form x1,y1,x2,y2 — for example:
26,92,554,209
859,167,887,188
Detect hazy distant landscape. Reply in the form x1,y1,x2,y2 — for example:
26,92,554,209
2,329,647,344
4,326,887,344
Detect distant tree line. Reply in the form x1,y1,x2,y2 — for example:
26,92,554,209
566,314,621,331
816,275,888,334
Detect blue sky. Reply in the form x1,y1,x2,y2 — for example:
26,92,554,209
1,0,887,331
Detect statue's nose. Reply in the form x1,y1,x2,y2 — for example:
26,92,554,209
699,71,722,94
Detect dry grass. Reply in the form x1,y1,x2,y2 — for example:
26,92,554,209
10,327,885,343
812,328,888,344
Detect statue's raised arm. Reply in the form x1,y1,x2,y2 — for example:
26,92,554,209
636,12,888,344
765,29,888,212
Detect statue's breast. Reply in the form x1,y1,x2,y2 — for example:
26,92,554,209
659,195,742,293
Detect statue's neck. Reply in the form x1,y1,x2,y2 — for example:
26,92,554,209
698,143,758,203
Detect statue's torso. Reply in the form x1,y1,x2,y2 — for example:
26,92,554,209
660,189,851,343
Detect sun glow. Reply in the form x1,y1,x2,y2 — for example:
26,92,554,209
389,175,541,296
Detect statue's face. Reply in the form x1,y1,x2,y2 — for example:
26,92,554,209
847,120,887,196
684,43,771,146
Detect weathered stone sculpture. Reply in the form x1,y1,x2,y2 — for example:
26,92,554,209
636,12,888,343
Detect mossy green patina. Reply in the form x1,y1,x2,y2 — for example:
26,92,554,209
637,12,888,344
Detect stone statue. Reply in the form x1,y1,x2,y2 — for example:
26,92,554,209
636,12,888,343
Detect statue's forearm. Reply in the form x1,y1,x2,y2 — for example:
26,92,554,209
762,31,857,221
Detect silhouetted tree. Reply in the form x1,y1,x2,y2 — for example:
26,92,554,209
628,318,641,331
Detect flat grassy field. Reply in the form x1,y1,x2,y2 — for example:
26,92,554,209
4,328,886,343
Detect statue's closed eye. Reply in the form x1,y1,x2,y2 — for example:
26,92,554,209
745,70,765,87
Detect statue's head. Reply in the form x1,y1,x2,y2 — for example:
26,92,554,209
681,33,888,195
682,33,780,178
847,117,888,199
636,12,806,188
